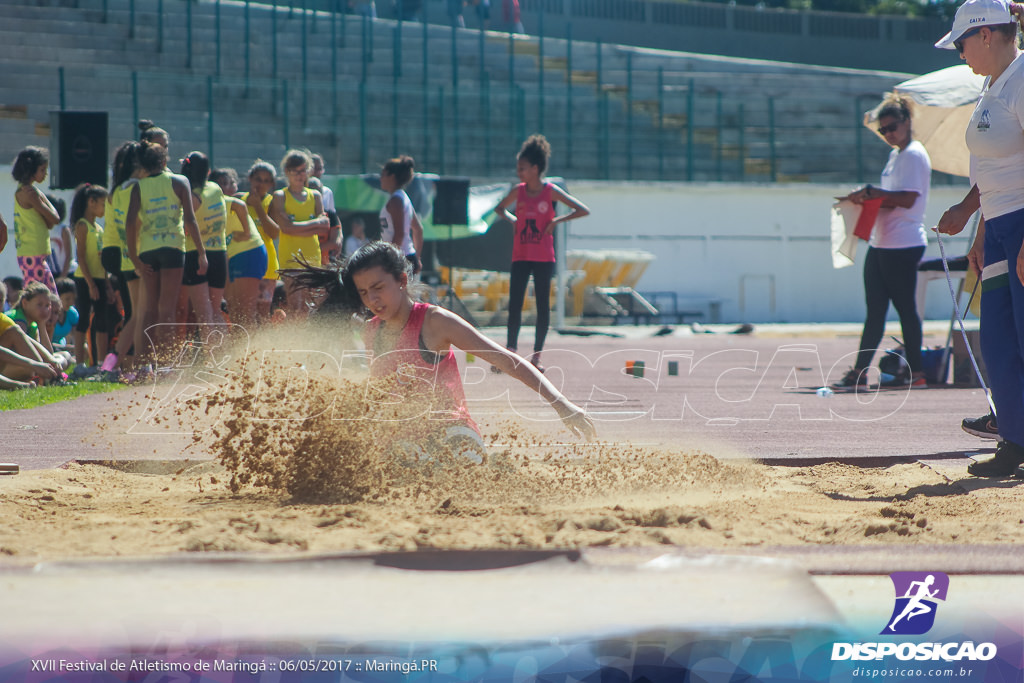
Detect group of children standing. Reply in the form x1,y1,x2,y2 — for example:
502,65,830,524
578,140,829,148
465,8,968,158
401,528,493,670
0,121,349,387
0,126,591,429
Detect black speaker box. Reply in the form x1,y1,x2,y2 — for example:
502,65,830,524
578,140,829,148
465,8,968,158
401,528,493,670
433,177,470,225
49,111,109,189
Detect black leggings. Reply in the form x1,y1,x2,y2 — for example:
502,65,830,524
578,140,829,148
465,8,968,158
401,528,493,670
507,260,555,353
74,276,116,335
856,245,926,372
101,246,132,322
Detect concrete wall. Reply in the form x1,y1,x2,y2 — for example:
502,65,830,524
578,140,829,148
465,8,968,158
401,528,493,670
565,181,973,323
0,172,973,324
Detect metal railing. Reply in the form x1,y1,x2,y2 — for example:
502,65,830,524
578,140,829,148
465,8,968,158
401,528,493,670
46,62,924,185
24,0,965,184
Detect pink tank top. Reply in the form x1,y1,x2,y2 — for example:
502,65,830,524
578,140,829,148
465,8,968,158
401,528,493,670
511,183,556,263
363,302,479,435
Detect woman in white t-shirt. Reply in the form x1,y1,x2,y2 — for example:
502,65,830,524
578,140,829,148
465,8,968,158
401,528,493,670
835,95,931,389
378,155,424,276
936,0,1024,477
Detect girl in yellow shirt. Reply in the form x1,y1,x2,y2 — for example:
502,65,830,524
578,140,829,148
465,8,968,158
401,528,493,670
98,141,148,378
179,151,227,325
126,141,205,367
242,160,280,321
70,183,114,369
10,147,61,293
269,149,328,313
211,168,268,328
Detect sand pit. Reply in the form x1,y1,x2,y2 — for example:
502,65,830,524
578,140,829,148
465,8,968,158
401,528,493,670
2,446,1022,563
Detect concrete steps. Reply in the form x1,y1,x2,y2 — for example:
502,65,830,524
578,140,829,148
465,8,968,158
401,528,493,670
0,0,900,181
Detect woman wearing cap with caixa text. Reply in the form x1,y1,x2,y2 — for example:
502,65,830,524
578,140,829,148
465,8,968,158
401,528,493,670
936,0,1024,478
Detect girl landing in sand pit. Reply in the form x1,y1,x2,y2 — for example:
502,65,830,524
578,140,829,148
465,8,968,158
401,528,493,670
287,241,595,457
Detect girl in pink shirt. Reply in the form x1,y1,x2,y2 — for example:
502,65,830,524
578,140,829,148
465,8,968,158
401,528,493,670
494,135,590,372
289,241,596,459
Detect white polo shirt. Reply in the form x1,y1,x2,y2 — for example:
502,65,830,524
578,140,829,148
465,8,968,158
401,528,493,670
873,140,931,249
967,52,1024,220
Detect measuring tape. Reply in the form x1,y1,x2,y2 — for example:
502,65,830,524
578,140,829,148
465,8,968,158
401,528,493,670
935,228,997,416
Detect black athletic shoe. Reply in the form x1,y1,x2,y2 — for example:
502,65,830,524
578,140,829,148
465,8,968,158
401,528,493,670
967,441,1024,478
962,413,999,440
1014,464,1024,480
833,367,868,389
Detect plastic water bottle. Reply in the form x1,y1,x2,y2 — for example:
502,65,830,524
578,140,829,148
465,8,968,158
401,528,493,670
815,387,834,397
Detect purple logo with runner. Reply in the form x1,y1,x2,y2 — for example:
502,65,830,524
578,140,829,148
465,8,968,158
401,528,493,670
882,572,949,635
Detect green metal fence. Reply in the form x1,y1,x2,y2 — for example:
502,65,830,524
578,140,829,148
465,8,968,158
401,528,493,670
40,0,965,185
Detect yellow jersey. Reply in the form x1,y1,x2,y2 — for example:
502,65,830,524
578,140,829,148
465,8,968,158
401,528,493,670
110,180,138,272
240,192,279,280
137,173,184,254
73,218,105,279
13,189,51,257
188,181,227,252
224,196,265,260
277,188,321,270
0,312,15,337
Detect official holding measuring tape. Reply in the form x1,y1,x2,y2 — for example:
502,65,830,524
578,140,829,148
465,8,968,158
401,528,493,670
936,0,1024,477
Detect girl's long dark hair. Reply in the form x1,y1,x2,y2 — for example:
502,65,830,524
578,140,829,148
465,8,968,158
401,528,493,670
112,140,142,187
283,241,413,318
69,183,109,226
279,257,358,316
180,151,210,191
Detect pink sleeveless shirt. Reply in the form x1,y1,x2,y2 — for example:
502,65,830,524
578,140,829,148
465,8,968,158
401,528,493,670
363,302,479,435
511,183,556,263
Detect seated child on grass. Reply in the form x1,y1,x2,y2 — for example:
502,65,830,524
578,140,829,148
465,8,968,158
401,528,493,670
7,281,72,376
50,278,79,352
0,280,58,389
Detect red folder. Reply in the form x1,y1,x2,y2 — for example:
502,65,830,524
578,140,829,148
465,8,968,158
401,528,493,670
854,198,883,241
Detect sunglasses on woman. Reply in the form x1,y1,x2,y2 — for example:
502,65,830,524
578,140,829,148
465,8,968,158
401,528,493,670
877,121,903,135
954,27,983,54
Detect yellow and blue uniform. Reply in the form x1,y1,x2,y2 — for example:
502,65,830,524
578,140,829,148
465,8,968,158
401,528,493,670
240,192,279,280
225,197,264,259
225,196,268,283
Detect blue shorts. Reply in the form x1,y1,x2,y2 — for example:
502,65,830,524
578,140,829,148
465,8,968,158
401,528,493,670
229,246,269,283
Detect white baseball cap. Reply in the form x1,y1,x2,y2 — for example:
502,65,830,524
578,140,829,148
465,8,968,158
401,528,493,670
935,0,1013,49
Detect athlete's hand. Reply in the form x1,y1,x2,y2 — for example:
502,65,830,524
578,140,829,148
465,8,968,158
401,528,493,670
558,405,596,441
197,252,209,276
131,256,153,277
31,360,58,380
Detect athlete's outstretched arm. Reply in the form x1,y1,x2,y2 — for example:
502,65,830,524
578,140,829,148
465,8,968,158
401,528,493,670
423,306,595,440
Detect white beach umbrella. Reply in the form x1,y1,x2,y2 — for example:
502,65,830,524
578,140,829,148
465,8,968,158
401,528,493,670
864,64,985,178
